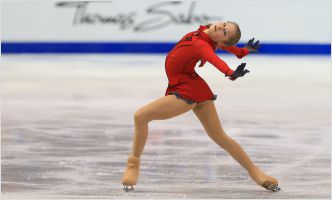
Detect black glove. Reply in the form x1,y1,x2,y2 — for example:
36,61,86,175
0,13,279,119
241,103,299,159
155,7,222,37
245,38,260,53
229,63,250,80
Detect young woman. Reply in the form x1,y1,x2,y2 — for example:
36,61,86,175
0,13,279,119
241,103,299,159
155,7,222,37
121,21,280,192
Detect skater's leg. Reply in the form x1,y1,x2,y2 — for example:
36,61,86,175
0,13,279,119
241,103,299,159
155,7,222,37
192,100,279,191
132,95,197,158
192,100,257,171
122,95,197,189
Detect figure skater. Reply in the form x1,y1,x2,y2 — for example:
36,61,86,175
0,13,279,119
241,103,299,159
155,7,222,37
121,21,280,192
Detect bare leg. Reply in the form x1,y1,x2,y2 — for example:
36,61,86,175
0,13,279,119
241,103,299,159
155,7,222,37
132,94,197,158
122,95,197,189
192,100,279,190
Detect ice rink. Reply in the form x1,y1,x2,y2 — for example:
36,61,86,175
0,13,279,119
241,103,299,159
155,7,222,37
1,54,331,199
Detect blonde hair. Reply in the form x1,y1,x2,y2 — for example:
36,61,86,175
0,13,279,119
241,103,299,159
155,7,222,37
225,21,241,46
204,21,241,46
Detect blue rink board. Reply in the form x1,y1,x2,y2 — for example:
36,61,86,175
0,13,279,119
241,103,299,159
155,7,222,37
1,42,331,55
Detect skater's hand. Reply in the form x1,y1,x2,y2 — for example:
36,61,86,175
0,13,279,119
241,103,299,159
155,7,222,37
228,63,250,80
245,38,260,53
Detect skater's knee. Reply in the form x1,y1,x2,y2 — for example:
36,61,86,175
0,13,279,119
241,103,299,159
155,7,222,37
134,109,150,123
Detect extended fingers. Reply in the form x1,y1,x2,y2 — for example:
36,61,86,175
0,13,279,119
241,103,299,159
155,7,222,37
247,38,254,46
254,40,260,48
236,63,246,72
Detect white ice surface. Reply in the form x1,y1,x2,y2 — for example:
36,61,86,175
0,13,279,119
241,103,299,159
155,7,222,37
1,54,331,199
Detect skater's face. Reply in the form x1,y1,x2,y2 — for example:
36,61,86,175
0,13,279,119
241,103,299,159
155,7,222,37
208,22,239,46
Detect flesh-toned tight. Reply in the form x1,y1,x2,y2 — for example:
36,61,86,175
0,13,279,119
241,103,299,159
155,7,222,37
130,94,277,188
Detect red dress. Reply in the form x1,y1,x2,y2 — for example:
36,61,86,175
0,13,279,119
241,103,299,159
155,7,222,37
164,25,249,104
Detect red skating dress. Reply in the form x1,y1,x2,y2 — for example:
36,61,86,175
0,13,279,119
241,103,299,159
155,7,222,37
164,25,249,104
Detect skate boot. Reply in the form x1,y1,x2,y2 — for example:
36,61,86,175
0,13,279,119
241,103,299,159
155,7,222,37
249,167,281,192
121,156,140,192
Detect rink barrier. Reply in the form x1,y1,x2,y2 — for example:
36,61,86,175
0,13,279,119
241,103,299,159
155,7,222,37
1,42,331,55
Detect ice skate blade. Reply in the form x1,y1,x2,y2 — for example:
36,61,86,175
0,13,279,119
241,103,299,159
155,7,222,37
270,184,281,192
262,180,281,192
123,185,135,192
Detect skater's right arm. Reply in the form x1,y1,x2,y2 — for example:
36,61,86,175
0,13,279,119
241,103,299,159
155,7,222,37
194,40,250,80
194,40,234,77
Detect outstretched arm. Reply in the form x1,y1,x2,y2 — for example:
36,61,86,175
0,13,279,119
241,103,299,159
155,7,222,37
219,38,261,59
195,40,234,76
194,40,250,80
219,45,249,59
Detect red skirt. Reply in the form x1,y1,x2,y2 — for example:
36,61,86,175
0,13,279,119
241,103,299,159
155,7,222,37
165,72,217,104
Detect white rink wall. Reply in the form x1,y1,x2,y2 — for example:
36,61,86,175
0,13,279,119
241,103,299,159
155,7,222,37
2,0,331,43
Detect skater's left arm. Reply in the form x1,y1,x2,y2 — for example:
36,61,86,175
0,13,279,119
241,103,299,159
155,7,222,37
219,45,249,59
219,38,261,59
